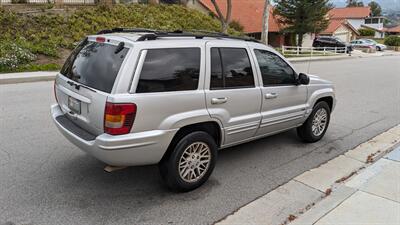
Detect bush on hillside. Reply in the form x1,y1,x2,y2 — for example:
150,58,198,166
358,28,375,36
0,4,241,72
229,20,244,32
0,41,36,72
384,35,400,46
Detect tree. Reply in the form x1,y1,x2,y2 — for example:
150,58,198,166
347,0,364,7
274,0,332,46
368,1,382,17
210,0,232,34
261,0,270,44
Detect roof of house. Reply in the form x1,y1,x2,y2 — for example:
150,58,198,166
198,0,282,33
385,25,400,33
321,19,360,35
329,7,371,19
361,24,384,33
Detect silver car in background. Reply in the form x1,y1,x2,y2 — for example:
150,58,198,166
350,39,376,50
363,39,387,51
51,29,336,192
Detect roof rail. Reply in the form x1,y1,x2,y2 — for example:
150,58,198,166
97,27,159,34
96,27,260,43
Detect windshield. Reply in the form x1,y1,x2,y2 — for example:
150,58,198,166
364,39,377,44
60,39,129,93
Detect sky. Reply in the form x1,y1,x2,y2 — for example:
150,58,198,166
330,0,400,11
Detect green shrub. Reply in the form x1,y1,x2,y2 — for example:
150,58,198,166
384,35,400,46
229,20,244,32
0,4,242,72
0,41,36,72
358,28,375,36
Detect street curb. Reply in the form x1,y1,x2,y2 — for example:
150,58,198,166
288,52,400,63
0,71,57,85
215,124,400,225
0,74,56,85
288,55,351,63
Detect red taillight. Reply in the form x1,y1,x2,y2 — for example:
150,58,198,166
104,102,136,135
96,37,106,43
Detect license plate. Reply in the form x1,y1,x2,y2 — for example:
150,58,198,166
68,96,81,114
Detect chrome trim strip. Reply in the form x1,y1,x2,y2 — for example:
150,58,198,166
260,112,304,127
226,121,260,135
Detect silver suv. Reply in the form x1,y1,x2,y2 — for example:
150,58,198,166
51,29,336,192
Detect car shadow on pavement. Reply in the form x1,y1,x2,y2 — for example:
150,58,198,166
50,128,309,194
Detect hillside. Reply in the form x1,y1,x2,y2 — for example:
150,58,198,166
0,4,236,73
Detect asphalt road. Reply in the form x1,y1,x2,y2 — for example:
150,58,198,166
1,56,399,225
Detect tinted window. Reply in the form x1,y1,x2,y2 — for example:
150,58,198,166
210,48,254,89
136,48,200,93
60,40,128,93
254,49,296,86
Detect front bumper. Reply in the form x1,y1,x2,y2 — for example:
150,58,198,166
51,104,177,166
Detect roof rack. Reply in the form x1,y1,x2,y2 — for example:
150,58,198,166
97,28,158,34
96,27,260,43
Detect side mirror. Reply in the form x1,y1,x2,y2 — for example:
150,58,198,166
298,73,310,85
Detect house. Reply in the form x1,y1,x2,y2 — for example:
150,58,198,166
329,7,386,38
320,19,359,42
385,25,400,35
186,0,291,47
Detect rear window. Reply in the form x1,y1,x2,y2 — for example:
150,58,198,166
60,39,129,93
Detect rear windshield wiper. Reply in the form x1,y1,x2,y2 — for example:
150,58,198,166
67,80,96,92
114,42,125,54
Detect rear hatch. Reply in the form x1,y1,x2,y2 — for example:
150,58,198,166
55,36,130,136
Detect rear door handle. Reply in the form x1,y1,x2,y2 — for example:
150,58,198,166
265,93,278,99
211,97,228,104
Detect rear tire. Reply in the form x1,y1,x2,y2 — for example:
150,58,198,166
159,131,217,192
297,101,331,143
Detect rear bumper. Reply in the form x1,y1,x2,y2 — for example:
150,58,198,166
51,104,177,166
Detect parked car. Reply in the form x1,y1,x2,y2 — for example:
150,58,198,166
350,39,376,50
363,39,387,51
312,36,352,53
51,29,336,192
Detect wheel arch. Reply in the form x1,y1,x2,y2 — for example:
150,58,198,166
160,121,223,163
307,88,336,113
315,96,334,111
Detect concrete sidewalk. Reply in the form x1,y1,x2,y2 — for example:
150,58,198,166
291,146,400,225
216,125,400,225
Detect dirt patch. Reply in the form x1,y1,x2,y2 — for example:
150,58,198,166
34,48,71,66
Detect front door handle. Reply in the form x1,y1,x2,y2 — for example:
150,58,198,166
211,97,228,104
265,93,278,99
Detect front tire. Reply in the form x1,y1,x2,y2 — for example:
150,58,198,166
159,131,218,192
297,101,331,143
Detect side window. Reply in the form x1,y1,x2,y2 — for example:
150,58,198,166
210,47,255,89
254,49,297,86
136,48,200,93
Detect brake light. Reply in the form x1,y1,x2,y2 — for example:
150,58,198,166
96,37,106,43
104,102,136,135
